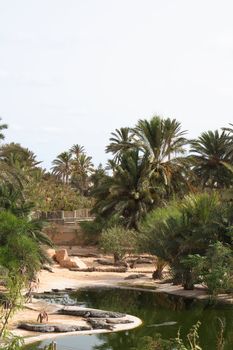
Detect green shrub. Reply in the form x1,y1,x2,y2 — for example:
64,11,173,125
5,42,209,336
182,242,233,295
100,226,137,264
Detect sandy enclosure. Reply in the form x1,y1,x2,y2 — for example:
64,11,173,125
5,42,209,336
7,246,233,344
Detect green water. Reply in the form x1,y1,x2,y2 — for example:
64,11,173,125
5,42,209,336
25,288,233,349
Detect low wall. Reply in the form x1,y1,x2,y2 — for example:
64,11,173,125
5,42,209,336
44,222,86,246
41,209,95,246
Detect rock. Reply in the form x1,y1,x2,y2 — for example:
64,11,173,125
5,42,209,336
70,257,87,269
59,257,87,269
55,249,87,269
124,274,146,280
54,249,68,263
46,249,56,259
59,258,77,268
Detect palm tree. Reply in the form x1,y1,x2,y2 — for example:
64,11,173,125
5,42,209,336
106,127,135,163
51,151,72,183
0,143,41,182
134,116,189,197
70,144,85,158
0,182,33,216
0,211,52,277
135,116,187,159
90,163,107,189
222,123,233,164
190,130,233,189
71,153,94,195
93,150,157,229
0,117,8,141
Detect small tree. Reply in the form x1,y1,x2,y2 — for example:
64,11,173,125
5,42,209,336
100,226,137,264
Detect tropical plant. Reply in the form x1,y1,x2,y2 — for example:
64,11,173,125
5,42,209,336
71,153,94,195
52,145,94,195
134,116,190,197
101,226,137,264
90,164,107,189
0,118,8,141
0,143,41,170
140,192,233,289
183,242,233,295
190,130,233,189
0,271,27,338
0,211,52,269
0,211,51,344
106,127,135,163
51,151,72,183
93,149,158,229
70,144,85,158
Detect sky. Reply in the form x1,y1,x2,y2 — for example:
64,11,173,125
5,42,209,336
0,0,233,169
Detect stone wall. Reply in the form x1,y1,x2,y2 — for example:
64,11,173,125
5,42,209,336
44,222,86,246
39,209,95,246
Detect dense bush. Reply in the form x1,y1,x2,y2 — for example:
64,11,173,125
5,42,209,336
100,226,137,264
140,193,233,291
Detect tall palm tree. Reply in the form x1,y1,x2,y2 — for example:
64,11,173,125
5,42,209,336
51,151,72,183
134,116,189,196
106,127,135,163
190,130,233,189
134,116,187,161
71,153,94,195
70,144,85,158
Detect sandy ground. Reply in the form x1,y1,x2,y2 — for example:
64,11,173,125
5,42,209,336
7,246,233,345
9,248,152,344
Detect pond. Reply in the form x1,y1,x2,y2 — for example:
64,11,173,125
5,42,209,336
24,287,233,350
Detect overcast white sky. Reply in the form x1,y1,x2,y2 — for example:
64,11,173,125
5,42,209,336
0,0,233,169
